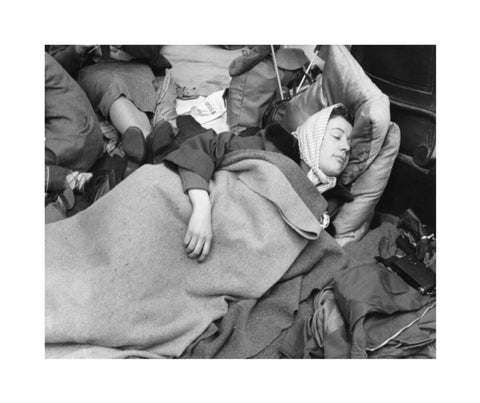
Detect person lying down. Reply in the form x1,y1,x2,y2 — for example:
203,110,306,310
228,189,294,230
164,103,353,262
45,103,352,358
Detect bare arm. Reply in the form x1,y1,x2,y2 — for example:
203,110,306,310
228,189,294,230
185,189,212,263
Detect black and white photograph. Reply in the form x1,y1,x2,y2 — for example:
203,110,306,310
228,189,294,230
3,1,479,402
44,44,437,359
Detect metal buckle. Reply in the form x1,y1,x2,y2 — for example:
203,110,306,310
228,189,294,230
320,212,330,229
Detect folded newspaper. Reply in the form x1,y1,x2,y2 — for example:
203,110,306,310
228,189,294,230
177,89,227,125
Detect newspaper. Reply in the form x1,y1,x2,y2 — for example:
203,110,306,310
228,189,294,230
176,89,229,133
176,89,226,125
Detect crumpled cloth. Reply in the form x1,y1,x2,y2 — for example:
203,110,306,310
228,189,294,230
280,263,436,359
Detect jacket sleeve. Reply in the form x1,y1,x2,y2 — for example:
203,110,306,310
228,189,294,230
178,168,210,193
164,129,235,193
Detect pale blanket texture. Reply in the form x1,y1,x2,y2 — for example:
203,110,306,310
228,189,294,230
46,156,326,358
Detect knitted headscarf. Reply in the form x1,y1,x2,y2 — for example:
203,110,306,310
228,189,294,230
292,103,345,193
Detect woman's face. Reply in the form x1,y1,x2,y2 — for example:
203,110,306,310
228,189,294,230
317,116,353,176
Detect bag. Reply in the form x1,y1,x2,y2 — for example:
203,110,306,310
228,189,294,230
226,47,308,131
261,98,290,128
261,69,320,128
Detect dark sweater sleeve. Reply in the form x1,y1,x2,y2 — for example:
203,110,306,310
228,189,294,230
164,129,236,188
178,168,210,193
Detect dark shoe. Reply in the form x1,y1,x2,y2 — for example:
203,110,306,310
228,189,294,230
147,121,175,164
122,126,146,164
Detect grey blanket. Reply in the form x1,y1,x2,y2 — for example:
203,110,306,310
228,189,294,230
181,229,346,359
45,151,346,358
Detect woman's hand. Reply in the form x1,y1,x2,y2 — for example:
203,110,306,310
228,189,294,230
185,189,212,263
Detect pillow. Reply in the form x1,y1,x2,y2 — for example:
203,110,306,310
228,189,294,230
283,45,391,185
333,122,400,244
281,46,398,243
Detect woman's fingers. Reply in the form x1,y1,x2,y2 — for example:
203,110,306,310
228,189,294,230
184,231,192,246
185,235,211,262
185,236,197,254
197,239,211,263
188,239,204,258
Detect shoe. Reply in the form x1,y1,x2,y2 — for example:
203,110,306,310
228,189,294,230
122,126,146,164
147,121,175,164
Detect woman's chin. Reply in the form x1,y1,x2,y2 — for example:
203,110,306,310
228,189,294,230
324,164,345,177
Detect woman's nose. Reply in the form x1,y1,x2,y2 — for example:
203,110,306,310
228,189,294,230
341,137,351,152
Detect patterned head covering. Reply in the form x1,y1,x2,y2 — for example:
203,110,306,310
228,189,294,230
292,103,345,193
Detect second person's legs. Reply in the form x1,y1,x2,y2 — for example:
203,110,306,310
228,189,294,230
109,95,152,137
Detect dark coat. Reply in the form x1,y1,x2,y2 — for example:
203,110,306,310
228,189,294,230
45,52,104,191
47,45,171,79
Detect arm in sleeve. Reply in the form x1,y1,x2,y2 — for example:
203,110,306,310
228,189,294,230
178,168,210,193
164,129,235,189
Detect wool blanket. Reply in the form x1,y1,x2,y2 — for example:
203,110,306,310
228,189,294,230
45,151,344,358
181,229,347,359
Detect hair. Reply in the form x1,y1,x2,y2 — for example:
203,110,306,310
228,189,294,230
329,105,354,125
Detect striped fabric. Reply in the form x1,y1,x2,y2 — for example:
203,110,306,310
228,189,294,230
292,103,344,193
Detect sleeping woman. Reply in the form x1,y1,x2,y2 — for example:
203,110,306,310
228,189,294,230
164,103,353,262
45,103,353,358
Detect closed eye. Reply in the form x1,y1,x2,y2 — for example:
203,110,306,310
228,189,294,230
330,129,344,139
